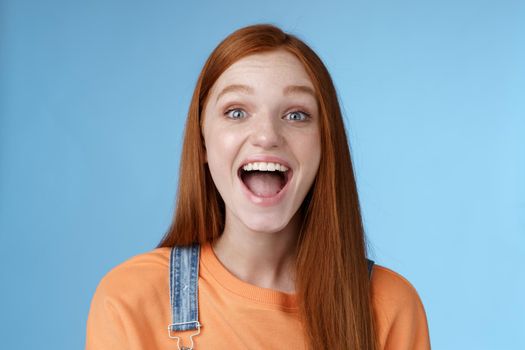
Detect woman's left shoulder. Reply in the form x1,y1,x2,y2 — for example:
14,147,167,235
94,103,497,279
370,264,425,306
370,264,431,349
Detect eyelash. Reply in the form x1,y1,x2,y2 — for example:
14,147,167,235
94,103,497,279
224,108,311,121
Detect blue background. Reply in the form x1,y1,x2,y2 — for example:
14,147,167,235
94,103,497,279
1,0,523,348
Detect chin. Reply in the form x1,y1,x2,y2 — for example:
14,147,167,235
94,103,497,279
243,216,291,234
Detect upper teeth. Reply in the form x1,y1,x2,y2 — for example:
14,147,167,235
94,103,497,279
242,162,289,172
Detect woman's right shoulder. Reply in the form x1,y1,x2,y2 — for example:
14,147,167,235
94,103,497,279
92,247,172,303
86,247,173,348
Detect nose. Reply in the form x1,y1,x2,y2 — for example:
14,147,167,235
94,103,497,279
250,112,284,149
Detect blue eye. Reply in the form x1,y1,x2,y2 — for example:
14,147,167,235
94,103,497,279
225,108,246,120
285,111,310,121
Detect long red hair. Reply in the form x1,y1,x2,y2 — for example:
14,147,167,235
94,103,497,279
158,24,378,350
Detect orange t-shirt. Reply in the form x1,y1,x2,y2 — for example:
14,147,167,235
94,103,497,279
86,243,430,349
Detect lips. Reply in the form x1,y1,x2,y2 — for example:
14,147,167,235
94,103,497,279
236,157,293,204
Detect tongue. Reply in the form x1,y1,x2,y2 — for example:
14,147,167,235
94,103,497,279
243,172,284,197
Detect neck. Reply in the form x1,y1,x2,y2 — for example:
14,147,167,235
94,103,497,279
212,213,301,293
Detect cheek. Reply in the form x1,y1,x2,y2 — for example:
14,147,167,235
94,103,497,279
291,128,321,174
204,128,242,175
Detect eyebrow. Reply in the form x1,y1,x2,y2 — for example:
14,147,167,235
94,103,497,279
215,84,316,103
283,84,316,98
216,84,254,103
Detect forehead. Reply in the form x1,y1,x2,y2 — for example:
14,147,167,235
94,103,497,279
210,50,314,94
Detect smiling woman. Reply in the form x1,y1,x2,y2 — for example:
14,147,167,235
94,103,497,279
86,24,430,350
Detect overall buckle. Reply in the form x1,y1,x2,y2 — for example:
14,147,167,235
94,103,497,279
168,321,201,350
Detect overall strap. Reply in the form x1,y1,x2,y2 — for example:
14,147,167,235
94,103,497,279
366,258,375,278
168,244,201,350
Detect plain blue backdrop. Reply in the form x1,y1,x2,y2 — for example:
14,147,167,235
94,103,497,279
1,0,523,348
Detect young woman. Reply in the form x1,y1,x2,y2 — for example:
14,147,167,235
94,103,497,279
86,24,430,350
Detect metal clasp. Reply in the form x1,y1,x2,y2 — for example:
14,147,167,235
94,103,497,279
168,321,201,350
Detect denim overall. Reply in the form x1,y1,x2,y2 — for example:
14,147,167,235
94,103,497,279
167,244,375,350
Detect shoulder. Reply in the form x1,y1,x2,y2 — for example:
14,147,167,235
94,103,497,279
370,264,424,308
92,247,172,306
86,248,173,348
370,264,431,349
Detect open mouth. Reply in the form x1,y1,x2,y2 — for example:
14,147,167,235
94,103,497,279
238,162,292,198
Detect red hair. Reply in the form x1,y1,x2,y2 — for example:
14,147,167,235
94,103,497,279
158,24,378,350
